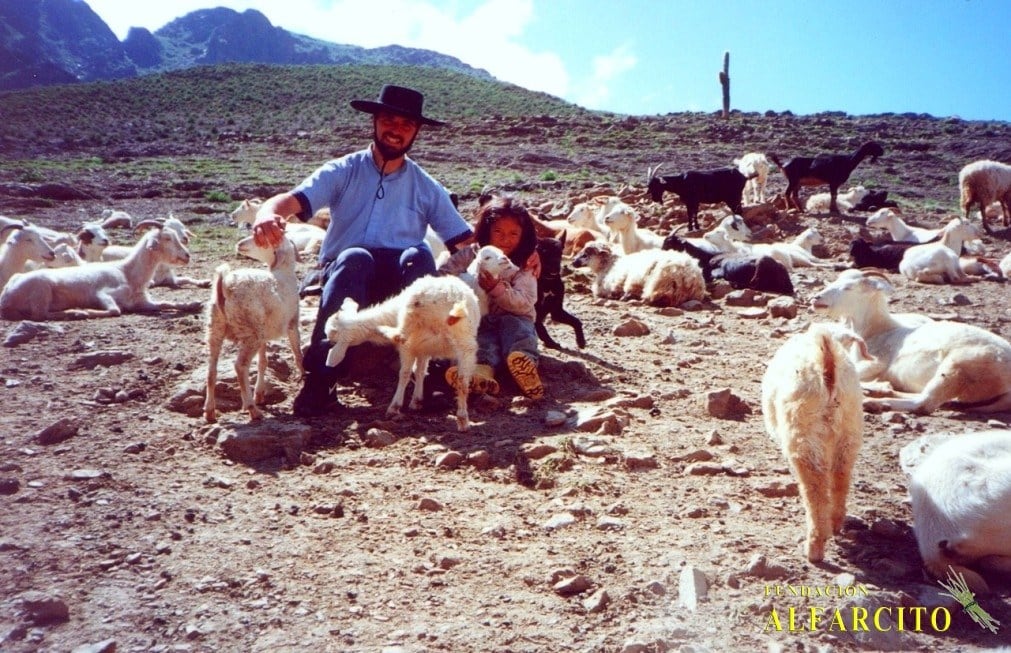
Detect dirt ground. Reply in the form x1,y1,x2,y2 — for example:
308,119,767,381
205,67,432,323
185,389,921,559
3,111,1011,653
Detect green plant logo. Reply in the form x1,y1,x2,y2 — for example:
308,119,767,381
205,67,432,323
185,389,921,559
936,567,1000,634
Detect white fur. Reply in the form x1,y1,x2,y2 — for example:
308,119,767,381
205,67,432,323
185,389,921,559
204,236,303,423
602,205,664,254
898,218,980,284
0,225,56,289
901,429,1011,594
810,269,1011,414
0,227,200,321
804,185,869,213
706,227,831,270
733,152,771,204
459,245,520,315
865,208,942,243
959,159,1011,230
572,240,705,307
762,323,869,561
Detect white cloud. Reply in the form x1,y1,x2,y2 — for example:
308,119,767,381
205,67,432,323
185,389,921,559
574,43,637,110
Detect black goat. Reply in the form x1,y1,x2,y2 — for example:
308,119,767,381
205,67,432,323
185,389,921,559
848,238,920,272
769,141,885,213
647,165,746,232
662,233,794,296
851,189,899,212
534,233,585,350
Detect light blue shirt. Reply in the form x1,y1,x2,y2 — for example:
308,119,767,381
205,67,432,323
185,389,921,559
292,147,470,263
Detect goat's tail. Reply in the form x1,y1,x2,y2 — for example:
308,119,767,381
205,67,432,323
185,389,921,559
376,324,405,345
211,263,230,311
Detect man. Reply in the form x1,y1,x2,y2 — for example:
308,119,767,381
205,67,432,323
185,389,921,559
253,84,472,417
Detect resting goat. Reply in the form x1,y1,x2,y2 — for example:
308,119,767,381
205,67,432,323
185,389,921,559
662,232,793,295
901,429,1011,595
646,164,745,232
770,141,884,213
898,218,980,284
1,224,56,290
204,236,303,423
0,227,201,321
572,240,705,307
762,323,870,562
811,269,1011,414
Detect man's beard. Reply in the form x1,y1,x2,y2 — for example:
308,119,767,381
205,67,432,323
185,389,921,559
373,127,416,161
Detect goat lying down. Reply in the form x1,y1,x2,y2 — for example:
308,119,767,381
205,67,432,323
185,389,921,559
811,269,1011,414
900,429,1011,594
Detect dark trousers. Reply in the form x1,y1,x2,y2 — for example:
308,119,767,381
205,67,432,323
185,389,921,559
303,246,436,383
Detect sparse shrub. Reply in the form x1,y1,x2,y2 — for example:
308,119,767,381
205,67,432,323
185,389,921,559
204,190,231,203
541,170,558,182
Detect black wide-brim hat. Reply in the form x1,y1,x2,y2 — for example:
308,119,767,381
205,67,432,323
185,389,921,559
350,84,445,127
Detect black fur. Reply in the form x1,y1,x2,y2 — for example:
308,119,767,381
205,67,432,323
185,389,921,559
534,233,585,350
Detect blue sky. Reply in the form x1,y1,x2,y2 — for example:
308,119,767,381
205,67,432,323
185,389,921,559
85,0,1011,122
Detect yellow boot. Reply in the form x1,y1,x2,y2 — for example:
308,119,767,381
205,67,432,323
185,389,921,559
506,351,544,400
445,363,500,396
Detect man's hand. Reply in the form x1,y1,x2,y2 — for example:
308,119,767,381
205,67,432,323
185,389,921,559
252,215,286,248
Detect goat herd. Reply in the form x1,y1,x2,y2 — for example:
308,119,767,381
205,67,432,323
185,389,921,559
2,142,1011,598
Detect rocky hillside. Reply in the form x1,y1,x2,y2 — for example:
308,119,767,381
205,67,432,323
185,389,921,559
0,0,490,91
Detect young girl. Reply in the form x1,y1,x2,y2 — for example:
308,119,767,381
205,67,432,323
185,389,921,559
439,195,543,399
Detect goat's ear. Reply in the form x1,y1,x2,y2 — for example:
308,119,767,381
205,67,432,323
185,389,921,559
76,229,92,243
558,229,567,248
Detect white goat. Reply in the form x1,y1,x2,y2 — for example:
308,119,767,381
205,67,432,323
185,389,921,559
0,227,201,321
865,208,942,243
959,159,1011,233
327,276,480,432
682,214,753,255
733,152,771,204
75,222,111,262
100,209,133,230
25,242,83,271
602,204,664,254
572,240,705,307
0,225,56,289
565,197,626,241
762,323,871,562
204,236,303,423
804,185,869,213
898,218,981,284
459,245,520,315
706,227,832,270
1000,250,1011,278
126,218,209,288
811,269,1011,414
900,429,1011,594
230,198,328,256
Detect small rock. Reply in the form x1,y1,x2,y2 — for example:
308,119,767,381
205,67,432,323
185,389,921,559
705,388,752,419
619,642,649,653
363,428,396,448
596,516,624,530
521,442,558,459
543,411,569,427
613,318,650,337
583,588,611,613
671,449,714,463
744,554,790,580
622,451,659,470
949,293,972,306
434,451,464,469
34,418,80,445
17,591,70,625
679,566,709,610
416,497,443,512
543,513,576,530
466,450,491,470
0,478,20,495
767,296,798,319
71,638,117,653
756,480,799,498
553,574,592,596
684,462,725,476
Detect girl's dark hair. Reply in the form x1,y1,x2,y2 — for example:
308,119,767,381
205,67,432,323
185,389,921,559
473,195,538,266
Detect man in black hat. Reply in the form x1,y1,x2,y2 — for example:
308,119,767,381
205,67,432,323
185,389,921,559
253,84,472,417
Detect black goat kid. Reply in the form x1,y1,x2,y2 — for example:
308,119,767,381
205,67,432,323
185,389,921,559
534,233,586,350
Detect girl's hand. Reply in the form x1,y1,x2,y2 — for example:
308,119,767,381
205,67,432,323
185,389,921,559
478,270,498,292
525,250,542,278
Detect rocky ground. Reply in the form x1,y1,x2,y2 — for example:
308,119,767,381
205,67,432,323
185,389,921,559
2,111,1011,653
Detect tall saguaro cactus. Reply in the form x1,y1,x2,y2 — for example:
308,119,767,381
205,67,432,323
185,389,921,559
719,51,730,119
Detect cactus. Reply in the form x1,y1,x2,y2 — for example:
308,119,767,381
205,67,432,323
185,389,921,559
720,51,731,119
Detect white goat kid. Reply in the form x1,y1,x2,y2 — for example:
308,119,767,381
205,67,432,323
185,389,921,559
811,269,1011,414
762,323,871,562
0,227,201,321
865,208,943,243
0,224,56,289
204,236,304,423
898,218,981,284
602,204,664,254
900,429,1011,594
460,245,520,315
326,276,480,431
